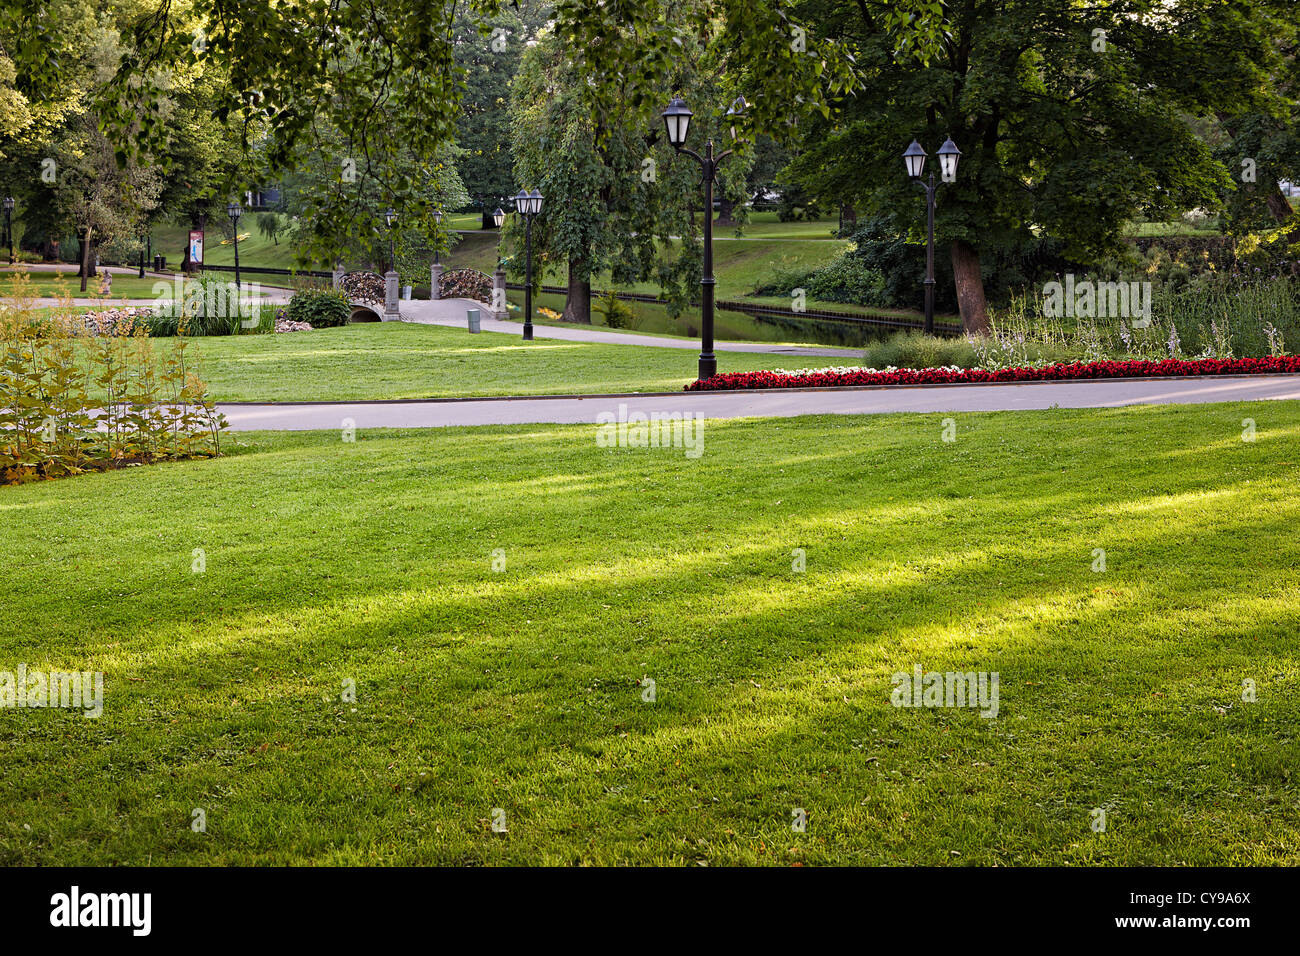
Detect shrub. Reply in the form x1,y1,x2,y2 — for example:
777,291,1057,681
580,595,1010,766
805,257,888,306
595,291,636,329
286,287,351,328
861,331,980,370
147,276,255,336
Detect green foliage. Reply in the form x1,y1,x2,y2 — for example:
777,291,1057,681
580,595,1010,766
0,269,225,483
783,0,1286,307
286,287,351,329
506,22,752,321
255,212,284,245
147,276,251,337
454,5,550,211
861,331,979,370
595,291,637,329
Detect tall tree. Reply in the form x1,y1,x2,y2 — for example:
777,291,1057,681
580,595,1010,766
41,0,855,272
507,19,751,322
454,2,552,227
784,0,1282,332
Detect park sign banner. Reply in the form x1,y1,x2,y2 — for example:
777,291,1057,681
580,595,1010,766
188,230,204,266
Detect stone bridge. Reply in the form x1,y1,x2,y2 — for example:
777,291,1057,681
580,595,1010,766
335,266,498,324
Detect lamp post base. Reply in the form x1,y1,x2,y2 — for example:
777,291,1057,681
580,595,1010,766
698,354,717,381
382,270,402,321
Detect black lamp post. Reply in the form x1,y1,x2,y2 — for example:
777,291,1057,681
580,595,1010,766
662,96,745,380
904,137,961,334
226,200,243,290
2,197,14,265
384,207,396,273
513,189,543,341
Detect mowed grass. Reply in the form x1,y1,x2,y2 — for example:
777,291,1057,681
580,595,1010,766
0,269,282,300
1,403,1299,865
181,322,825,401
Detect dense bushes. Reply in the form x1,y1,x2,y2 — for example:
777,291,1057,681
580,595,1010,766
286,287,351,328
757,257,889,308
861,332,980,370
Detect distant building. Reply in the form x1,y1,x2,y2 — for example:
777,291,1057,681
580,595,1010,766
244,187,282,211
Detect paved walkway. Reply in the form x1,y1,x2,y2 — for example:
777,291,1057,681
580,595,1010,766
4,264,293,307
218,374,1300,431
400,297,862,358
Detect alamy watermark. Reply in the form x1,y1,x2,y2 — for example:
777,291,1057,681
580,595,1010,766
1,664,103,717
153,276,262,329
1042,274,1151,324
49,886,150,936
891,665,999,718
596,404,704,459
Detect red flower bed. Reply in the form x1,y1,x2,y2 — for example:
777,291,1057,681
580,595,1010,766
686,356,1300,391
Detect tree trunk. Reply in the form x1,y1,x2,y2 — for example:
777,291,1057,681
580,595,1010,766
840,202,857,232
79,228,93,292
950,239,988,335
1266,186,1294,224
562,260,591,323
716,197,737,227
481,209,496,230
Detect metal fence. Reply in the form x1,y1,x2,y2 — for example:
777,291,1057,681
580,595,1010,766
506,283,962,335
201,264,334,279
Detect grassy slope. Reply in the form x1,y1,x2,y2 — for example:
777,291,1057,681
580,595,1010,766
1,403,1298,865
182,323,820,401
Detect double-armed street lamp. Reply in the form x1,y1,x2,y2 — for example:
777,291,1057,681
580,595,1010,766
903,137,961,334
226,200,243,289
661,95,746,380
3,197,14,264
512,189,544,341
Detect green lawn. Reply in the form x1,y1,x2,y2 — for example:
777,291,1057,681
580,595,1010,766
182,322,822,401
2,402,1298,864
0,269,282,300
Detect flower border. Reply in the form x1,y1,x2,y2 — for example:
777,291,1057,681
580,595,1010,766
686,356,1300,391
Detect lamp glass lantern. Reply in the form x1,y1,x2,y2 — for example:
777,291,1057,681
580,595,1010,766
903,140,927,179
661,97,693,149
937,137,962,183
725,95,748,141
384,207,396,228
226,200,242,222
2,197,13,213
492,207,505,228
432,209,442,225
